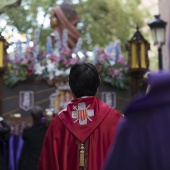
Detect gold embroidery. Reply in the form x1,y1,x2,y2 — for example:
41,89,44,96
79,144,85,167
78,140,89,170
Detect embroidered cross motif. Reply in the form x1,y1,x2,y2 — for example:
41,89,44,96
72,102,94,125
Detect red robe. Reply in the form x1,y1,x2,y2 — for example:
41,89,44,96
38,96,122,170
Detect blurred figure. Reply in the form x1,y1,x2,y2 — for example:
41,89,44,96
38,62,122,170
18,106,47,170
103,72,170,170
0,116,10,170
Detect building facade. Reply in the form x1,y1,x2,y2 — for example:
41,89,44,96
159,0,170,70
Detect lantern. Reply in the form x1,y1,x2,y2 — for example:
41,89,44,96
0,34,6,69
148,15,167,70
126,26,150,96
0,34,8,116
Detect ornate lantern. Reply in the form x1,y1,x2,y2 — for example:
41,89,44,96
126,26,150,96
0,33,8,116
0,34,6,69
148,15,167,70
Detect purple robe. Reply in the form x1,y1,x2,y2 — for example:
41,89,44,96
103,72,170,170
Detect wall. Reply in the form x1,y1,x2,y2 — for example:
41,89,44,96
2,80,131,126
159,0,170,70
2,80,56,118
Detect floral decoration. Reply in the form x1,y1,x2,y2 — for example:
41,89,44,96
4,33,129,90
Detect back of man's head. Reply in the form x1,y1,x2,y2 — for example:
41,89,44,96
69,62,100,98
31,106,44,123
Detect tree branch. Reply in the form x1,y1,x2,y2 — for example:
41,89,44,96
0,0,22,15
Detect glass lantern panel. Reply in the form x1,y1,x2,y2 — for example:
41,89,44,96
140,42,147,69
0,41,4,68
151,28,157,44
156,28,165,44
131,43,139,69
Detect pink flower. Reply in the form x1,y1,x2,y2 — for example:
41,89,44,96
103,50,112,59
21,58,29,65
49,55,57,62
29,57,35,62
27,47,34,52
26,69,34,76
117,56,125,63
109,69,115,76
14,57,20,63
109,69,120,77
69,58,78,65
64,60,70,67
114,70,120,76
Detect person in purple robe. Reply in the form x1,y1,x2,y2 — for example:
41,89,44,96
103,72,170,170
0,116,10,170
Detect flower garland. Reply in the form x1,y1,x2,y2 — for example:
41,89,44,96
4,33,129,90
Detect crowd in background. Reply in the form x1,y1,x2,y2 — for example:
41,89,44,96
1,68,170,170
0,106,49,170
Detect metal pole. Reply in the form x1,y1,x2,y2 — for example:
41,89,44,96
158,45,163,70
0,72,3,116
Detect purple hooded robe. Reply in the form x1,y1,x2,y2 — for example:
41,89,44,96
103,72,170,170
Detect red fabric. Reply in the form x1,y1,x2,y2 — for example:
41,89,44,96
38,96,122,170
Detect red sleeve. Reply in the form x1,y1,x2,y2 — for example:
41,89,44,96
38,117,60,170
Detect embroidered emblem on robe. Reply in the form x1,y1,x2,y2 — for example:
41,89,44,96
72,102,94,125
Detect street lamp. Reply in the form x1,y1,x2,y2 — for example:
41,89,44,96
148,15,167,70
126,26,150,96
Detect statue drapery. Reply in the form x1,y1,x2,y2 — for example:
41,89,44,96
50,1,80,50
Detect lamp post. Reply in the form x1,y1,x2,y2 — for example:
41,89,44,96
126,26,150,96
0,33,7,116
148,15,167,70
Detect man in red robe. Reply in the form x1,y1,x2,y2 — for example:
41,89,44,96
38,62,122,170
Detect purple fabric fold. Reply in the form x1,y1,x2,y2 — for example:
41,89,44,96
8,135,23,170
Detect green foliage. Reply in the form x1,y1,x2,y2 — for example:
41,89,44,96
1,0,150,51
2,0,56,51
4,62,28,87
76,0,150,50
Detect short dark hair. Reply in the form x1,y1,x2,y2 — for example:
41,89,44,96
31,106,44,122
69,62,100,98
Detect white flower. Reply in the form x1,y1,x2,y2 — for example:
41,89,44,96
53,48,60,56
65,68,70,75
46,60,55,72
34,63,45,75
48,71,55,80
55,69,64,76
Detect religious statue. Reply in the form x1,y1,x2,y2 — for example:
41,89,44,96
49,1,80,51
